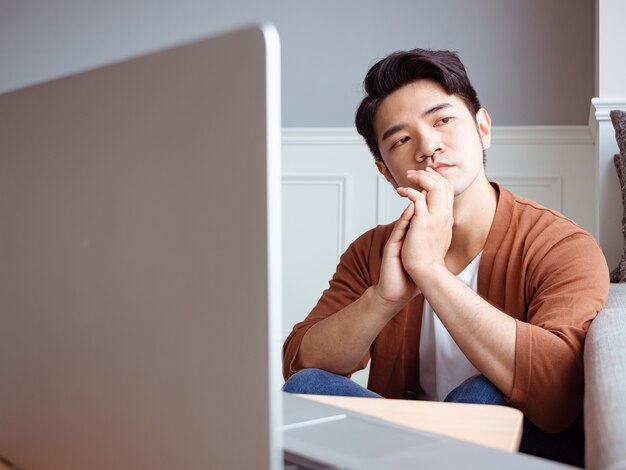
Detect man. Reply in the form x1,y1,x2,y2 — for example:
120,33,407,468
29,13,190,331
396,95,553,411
282,49,609,467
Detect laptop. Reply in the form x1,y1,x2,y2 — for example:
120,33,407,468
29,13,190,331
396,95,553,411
0,22,572,470
0,23,282,469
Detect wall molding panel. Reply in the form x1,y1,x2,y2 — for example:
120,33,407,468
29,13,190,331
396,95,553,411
282,175,347,260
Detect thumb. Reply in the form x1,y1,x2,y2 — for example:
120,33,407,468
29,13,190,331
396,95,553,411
388,202,414,245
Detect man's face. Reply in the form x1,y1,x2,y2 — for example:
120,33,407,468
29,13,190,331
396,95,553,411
373,79,491,197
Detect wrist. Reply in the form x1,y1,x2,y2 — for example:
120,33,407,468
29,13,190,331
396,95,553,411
407,262,451,291
367,285,410,317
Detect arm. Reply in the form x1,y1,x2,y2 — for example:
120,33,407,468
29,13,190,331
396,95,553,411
508,235,608,432
398,169,515,394
283,204,421,378
297,286,402,375
399,170,608,431
418,266,516,396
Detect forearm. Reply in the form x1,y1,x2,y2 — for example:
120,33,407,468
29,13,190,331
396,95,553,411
297,286,404,375
419,265,516,396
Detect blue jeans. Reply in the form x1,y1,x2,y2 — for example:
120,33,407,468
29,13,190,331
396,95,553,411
283,367,383,398
283,369,584,468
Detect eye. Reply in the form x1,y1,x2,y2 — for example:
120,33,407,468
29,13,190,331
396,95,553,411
391,136,410,150
435,116,453,127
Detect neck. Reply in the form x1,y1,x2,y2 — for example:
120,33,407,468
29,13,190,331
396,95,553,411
449,175,497,263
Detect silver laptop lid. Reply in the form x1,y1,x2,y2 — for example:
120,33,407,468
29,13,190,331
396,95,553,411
0,23,282,470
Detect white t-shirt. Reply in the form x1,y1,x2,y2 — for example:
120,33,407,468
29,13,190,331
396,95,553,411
419,252,482,401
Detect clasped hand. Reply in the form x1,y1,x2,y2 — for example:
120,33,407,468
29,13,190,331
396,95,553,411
374,167,454,308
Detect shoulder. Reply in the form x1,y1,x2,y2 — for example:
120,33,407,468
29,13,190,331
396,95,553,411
492,184,608,285
509,188,580,228
495,184,596,249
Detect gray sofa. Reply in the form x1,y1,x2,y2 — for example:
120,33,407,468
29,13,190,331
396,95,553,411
585,283,626,469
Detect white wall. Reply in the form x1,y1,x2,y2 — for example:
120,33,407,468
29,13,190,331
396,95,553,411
596,0,626,97
0,0,593,127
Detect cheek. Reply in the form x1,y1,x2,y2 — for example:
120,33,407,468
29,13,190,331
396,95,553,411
454,128,484,153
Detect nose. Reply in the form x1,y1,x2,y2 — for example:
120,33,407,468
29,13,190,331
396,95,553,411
415,131,445,162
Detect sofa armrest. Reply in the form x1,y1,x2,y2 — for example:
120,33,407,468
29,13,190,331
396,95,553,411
584,306,626,470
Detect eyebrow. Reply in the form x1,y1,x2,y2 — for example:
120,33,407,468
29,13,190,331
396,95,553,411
380,102,453,142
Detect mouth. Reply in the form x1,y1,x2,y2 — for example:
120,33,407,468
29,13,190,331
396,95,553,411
428,163,454,174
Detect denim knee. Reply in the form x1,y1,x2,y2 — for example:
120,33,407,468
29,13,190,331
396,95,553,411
444,374,506,406
282,368,329,394
282,368,381,398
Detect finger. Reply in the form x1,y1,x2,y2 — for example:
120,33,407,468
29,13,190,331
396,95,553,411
400,200,415,221
406,170,447,214
423,167,454,199
387,202,414,244
406,169,438,190
396,186,421,201
396,187,428,218
406,169,445,195
426,169,449,215
424,166,450,192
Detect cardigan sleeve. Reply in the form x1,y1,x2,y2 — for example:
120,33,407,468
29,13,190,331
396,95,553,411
508,232,609,433
282,227,379,381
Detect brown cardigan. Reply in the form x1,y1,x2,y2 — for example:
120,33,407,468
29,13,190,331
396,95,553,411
282,184,609,433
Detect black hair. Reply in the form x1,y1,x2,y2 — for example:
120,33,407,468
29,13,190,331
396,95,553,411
355,49,481,161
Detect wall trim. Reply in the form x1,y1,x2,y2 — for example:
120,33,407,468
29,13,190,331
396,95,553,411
590,98,626,122
282,175,348,258
490,126,592,144
282,128,363,146
589,98,626,141
282,126,593,146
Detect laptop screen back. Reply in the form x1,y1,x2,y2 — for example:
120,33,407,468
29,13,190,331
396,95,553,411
0,23,282,470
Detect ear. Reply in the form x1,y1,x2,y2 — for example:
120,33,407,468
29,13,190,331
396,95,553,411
476,108,492,151
375,159,399,189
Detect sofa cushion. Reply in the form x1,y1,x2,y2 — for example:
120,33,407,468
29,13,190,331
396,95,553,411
584,304,626,470
610,110,626,283
611,110,626,156
603,281,626,308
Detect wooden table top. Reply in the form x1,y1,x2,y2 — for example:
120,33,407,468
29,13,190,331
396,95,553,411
300,394,524,453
